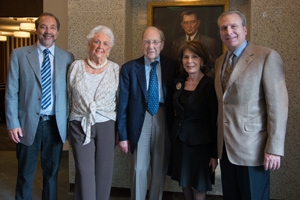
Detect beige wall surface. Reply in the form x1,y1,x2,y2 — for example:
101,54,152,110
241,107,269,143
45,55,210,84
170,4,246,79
250,0,300,198
44,0,69,51
66,0,300,199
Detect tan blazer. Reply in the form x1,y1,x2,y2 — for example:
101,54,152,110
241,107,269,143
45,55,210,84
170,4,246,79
214,42,288,166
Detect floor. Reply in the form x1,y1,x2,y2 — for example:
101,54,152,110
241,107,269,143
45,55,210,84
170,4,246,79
0,121,222,200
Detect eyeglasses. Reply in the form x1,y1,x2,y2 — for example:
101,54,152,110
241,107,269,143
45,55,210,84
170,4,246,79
143,40,162,46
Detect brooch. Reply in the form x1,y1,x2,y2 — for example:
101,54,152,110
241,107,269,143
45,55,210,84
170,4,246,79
176,82,182,90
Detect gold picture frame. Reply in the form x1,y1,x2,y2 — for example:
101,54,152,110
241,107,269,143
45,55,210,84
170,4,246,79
148,1,228,60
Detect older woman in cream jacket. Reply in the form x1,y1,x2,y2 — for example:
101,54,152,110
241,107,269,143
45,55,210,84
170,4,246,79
67,25,119,200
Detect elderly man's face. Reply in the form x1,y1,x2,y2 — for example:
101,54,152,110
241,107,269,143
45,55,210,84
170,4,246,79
181,14,200,36
142,27,164,62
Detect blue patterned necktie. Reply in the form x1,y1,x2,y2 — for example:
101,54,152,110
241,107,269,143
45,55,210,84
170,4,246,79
147,61,159,116
41,49,51,109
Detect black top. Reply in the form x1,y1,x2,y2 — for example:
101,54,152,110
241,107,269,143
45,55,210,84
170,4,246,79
172,75,218,158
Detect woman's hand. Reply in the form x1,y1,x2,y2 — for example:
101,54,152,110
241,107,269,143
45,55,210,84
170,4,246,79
209,158,218,172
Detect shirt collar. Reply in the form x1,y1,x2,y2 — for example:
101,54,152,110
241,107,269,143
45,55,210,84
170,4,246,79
37,41,55,56
144,56,160,66
186,31,198,41
232,40,248,57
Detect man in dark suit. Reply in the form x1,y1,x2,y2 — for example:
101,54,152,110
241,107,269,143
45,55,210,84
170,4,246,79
5,12,74,199
172,10,222,65
117,26,179,200
214,10,288,199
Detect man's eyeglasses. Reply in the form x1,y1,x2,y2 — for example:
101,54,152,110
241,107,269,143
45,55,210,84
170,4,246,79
143,40,162,46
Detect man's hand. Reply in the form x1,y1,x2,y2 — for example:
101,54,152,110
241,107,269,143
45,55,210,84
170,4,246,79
8,127,23,143
118,140,130,154
264,153,281,171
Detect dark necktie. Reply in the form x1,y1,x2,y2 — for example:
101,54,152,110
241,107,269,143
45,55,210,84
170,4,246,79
41,49,51,109
147,61,159,115
222,53,234,91
188,36,191,41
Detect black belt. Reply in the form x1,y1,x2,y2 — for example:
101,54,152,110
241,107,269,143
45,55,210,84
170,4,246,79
39,115,55,122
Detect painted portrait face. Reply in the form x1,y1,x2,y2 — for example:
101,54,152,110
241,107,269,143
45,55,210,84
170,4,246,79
219,13,247,52
181,14,200,36
142,27,164,62
36,15,59,48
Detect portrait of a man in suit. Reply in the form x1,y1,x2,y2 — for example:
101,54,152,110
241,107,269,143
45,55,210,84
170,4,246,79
150,5,223,74
171,9,222,66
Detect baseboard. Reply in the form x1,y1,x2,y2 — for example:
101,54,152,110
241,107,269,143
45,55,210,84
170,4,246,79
69,184,223,199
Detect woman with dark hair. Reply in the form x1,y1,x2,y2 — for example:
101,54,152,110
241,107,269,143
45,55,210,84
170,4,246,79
170,40,218,200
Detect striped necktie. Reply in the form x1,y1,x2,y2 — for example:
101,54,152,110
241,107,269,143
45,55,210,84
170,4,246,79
147,61,159,115
41,49,51,109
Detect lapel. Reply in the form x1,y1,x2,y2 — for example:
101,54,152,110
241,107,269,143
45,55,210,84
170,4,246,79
215,53,226,95
174,78,185,111
26,44,41,84
185,75,209,107
160,56,169,101
224,42,254,92
53,46,61,85
135,56,147,99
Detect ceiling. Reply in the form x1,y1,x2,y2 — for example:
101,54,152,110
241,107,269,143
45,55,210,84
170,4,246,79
0,17,37,34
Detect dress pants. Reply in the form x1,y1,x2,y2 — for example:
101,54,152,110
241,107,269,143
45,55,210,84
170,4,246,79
220,146,270,200
131,106,170,200
69,120,115,200
15,117,63,200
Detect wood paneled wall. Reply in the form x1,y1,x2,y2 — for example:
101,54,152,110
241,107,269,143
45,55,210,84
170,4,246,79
0,34,37,84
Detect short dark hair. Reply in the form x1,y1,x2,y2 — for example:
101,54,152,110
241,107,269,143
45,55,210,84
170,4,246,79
180,10,199,22
178,40,211,74
35,12,60,31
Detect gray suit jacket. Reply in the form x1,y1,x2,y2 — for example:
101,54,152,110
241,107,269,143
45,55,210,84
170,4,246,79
5,44,74,146
214,42,288,166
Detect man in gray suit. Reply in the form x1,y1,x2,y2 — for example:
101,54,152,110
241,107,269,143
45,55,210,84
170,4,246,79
5,12,74,199
214,10,288,199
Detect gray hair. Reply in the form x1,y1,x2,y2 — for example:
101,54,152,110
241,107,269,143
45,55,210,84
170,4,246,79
217,10,247,27
86,25,115,47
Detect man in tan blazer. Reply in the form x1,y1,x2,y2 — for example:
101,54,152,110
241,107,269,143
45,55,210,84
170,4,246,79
214,10,288,199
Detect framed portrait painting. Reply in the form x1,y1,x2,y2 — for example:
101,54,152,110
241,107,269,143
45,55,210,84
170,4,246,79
148,1,228,65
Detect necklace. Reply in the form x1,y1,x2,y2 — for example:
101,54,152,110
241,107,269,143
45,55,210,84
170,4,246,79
87,57,108,69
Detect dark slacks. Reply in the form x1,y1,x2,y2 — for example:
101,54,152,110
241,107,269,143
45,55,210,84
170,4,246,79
16,117,63,200
69,120,115,200
220,146,270,200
